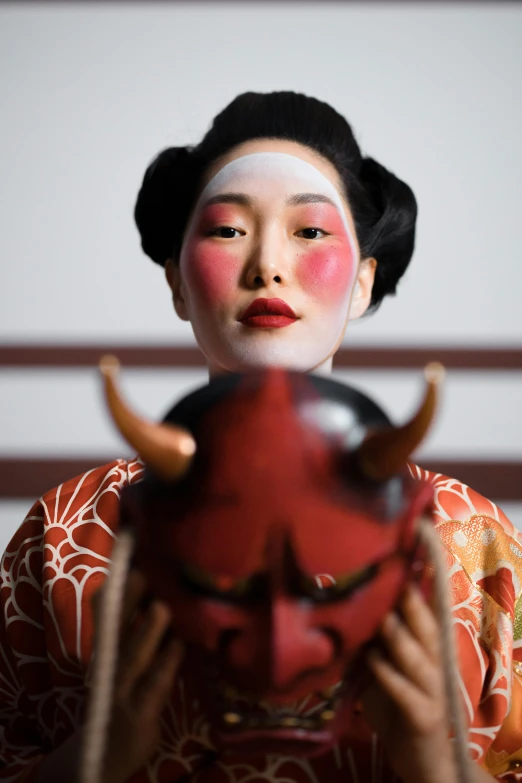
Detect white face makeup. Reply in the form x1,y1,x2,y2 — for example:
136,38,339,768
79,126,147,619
177,151,362,375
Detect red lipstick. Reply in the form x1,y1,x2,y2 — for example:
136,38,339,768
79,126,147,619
239,298,298,329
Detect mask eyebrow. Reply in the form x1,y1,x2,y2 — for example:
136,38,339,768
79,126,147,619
285,192,338,208
201,192,252,208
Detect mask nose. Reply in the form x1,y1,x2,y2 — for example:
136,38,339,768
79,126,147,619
224,597,334,694
270,596,334,690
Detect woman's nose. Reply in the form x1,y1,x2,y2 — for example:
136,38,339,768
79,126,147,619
243,232,291,289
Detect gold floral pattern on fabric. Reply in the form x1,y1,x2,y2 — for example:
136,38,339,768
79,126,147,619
513,595,522,644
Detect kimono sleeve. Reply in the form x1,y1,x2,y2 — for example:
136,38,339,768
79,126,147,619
425,471,522,780
0,459,141,782
0,500,49,782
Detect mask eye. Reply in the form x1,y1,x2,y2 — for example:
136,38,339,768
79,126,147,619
179,562,258,602
299,564,377,603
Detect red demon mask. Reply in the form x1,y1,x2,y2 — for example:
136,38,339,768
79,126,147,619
102,362,440,758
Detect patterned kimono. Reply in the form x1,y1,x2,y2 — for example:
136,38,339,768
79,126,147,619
1,458,522,782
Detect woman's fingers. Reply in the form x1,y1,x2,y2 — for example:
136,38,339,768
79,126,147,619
91,568,183,782
367,648,438,734
118,569,149,641
90,568,148,649
135,637,185,719
401,584,441,661
365,584,448,733
376,584,443,695
115,600,173,701
379,610,438,696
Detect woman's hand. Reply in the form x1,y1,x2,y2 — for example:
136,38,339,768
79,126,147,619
91,570,184,783
361,583,459,783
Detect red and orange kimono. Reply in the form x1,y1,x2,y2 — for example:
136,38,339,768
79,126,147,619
1,459,522,781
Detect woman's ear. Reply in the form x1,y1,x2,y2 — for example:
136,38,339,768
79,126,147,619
165,259,190,321
348,257,377,320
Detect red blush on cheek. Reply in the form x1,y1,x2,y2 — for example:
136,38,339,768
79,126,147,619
296,240,356,303
182,237,239,305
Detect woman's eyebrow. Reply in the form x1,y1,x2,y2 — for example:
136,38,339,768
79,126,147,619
202,192,252,208
286,193,338,208
201,192,339,209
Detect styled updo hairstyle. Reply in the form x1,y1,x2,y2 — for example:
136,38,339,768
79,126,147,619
134,91,417,311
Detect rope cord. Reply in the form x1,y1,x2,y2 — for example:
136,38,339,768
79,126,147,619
80,530,135,783
417,516,473,783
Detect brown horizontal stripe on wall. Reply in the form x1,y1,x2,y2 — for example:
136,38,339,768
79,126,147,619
0,458,520,502
0,345,521,370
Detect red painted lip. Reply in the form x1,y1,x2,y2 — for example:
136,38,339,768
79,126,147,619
239,298,298,328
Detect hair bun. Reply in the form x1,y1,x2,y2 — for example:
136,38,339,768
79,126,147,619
134,146,197,266
358,157,417,307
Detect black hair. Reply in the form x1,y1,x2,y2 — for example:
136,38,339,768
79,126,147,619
134,91,417,311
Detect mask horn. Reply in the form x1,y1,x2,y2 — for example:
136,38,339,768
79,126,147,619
99,355,196,481
358,362,444,481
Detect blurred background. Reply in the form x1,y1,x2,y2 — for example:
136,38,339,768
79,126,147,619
0,1,521,550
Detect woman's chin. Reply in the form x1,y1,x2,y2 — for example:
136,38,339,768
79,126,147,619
194,321,340,376
211,344,334,375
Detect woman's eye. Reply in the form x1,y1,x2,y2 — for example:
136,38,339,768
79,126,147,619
296,227,328,240
209,226,242,239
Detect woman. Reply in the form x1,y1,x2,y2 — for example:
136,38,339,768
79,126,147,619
0,92,520,782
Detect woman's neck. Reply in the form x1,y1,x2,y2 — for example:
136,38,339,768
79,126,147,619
206,355,334,378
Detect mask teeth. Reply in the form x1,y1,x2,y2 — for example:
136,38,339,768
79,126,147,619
320,681,343,700
221,708,338,731
319,708,335,722
217,680,241,701
279,716,302,728
264,714,318,730
223,711,242,726
217,678,344,730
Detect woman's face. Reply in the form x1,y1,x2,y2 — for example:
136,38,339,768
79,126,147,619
168,139,375,375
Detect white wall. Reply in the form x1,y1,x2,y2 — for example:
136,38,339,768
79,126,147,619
1,2,521,545
1,2,521,345
1,368,521,459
